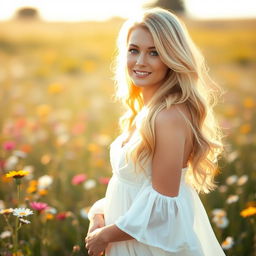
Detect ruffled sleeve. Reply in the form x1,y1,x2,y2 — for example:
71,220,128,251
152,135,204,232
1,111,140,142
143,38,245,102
115,181,200,253
88,197,105,221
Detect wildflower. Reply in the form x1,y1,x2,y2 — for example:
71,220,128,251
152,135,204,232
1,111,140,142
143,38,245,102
45,207,57,214
212,209,227,217
212,215,229,228
83,179,96,190
98,177,110,185
72,174,87,185
0,208,14,215
226,151,238,163
44,213,54,221
3,141,16,151
225,175,238,185
30,202,48,212
243,97,255,108
0,200,5,209
6,170,29,179
212,209,229,228
36,104,52,118
5,156,19,170
38,189,48,196
226,195,239,204
0,230,12,239
13,208,33,218
221,236,234,250
38,175,53,189
27,181,37,194
87,143,100,153
80,207,89,219
56,212,70,220
240,206,256,217
239,124,251,134
72,245,81,252
218,185,228,193
237,175,248,186
19,218,31,224
47,83,64,94
13,150,27,159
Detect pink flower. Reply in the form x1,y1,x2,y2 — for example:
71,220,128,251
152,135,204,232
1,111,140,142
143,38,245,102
72,174,87,185
3,141,16,151
30,202,48,212
98,177,110,185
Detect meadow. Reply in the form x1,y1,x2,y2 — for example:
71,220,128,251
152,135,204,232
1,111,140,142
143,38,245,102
0,17,255,255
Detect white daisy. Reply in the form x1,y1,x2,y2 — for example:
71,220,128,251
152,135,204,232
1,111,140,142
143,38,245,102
38,175,53,189
83,179,96,190
0,230,12,239
19,218,31,224
221,236,234,249
13,208,33,218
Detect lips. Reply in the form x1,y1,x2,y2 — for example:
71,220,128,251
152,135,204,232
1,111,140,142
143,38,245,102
133,70,152,78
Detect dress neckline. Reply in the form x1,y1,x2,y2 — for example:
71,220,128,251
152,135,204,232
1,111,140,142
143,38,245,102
119,130,137,149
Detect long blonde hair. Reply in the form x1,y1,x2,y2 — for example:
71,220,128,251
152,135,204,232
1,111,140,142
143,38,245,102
112,7,226,194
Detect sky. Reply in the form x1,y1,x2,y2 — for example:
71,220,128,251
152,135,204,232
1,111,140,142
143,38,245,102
0,0,255,21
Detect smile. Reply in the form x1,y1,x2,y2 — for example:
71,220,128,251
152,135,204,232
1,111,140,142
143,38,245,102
133,70,152,77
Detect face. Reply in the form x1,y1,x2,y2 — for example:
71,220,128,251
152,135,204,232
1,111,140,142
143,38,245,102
126,26,169,91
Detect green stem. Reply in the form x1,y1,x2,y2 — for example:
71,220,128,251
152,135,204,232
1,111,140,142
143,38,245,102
14,217,19,253
17,183,21,206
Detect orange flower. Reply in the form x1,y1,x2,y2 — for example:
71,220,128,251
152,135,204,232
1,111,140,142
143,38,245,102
38,189,48,196
240,206,256,218
243,97,255,109
239,124,251,134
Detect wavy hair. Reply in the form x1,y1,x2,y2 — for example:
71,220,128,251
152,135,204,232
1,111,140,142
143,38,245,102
112,7,226,194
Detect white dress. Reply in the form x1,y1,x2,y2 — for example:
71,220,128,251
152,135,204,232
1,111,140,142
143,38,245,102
88,130,226,256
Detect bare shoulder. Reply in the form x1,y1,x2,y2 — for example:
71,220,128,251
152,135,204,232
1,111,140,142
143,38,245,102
155,103,190,132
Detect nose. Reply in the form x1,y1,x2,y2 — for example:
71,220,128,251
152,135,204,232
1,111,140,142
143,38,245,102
136,53,147,65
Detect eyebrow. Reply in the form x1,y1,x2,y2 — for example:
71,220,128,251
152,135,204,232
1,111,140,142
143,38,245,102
129,43,156,50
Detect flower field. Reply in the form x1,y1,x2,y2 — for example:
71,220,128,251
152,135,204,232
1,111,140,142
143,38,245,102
0,18,255,255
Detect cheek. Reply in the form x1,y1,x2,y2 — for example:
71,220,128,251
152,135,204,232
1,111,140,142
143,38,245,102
127,56,135,72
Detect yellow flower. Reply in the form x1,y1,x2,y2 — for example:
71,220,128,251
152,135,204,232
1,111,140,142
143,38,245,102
243,97,255,109
0,208,13,215
240,206,256,218
6,170,29,179
36,104,52,118
47,83,64,94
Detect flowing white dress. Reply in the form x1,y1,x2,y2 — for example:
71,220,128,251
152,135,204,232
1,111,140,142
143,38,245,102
88,131,226,256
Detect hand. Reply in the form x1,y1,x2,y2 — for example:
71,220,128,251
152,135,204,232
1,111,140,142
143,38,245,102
85,227,108,256
87,214,105,235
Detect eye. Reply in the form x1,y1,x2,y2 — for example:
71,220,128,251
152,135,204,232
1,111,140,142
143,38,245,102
128,48,139,54
149,50,159,56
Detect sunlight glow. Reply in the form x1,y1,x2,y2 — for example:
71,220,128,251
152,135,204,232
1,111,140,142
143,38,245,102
0,0,255,21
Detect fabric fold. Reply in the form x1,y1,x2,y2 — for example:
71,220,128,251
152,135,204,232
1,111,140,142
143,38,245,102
115,182,202,253
88,197,106,221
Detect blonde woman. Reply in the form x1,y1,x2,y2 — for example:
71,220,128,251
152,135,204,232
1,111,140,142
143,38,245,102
85,7,226,256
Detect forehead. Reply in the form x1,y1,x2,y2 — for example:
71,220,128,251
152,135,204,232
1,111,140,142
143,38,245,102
128,26,155,47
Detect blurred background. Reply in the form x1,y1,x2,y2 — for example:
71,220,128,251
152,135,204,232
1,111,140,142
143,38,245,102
0,0,255,255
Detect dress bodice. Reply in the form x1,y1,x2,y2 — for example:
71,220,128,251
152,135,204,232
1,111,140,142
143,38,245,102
109,131,188,187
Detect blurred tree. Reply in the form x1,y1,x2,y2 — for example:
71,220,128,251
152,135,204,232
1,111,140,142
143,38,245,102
15,7,39,20
144,0,185,14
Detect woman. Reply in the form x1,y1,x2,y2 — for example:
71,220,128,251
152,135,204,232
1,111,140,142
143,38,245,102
85,7,226,256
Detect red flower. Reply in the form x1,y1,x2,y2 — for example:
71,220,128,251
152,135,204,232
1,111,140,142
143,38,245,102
72,174,87,185
3,141,16,151
30,202,48,212
98,177,110,185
